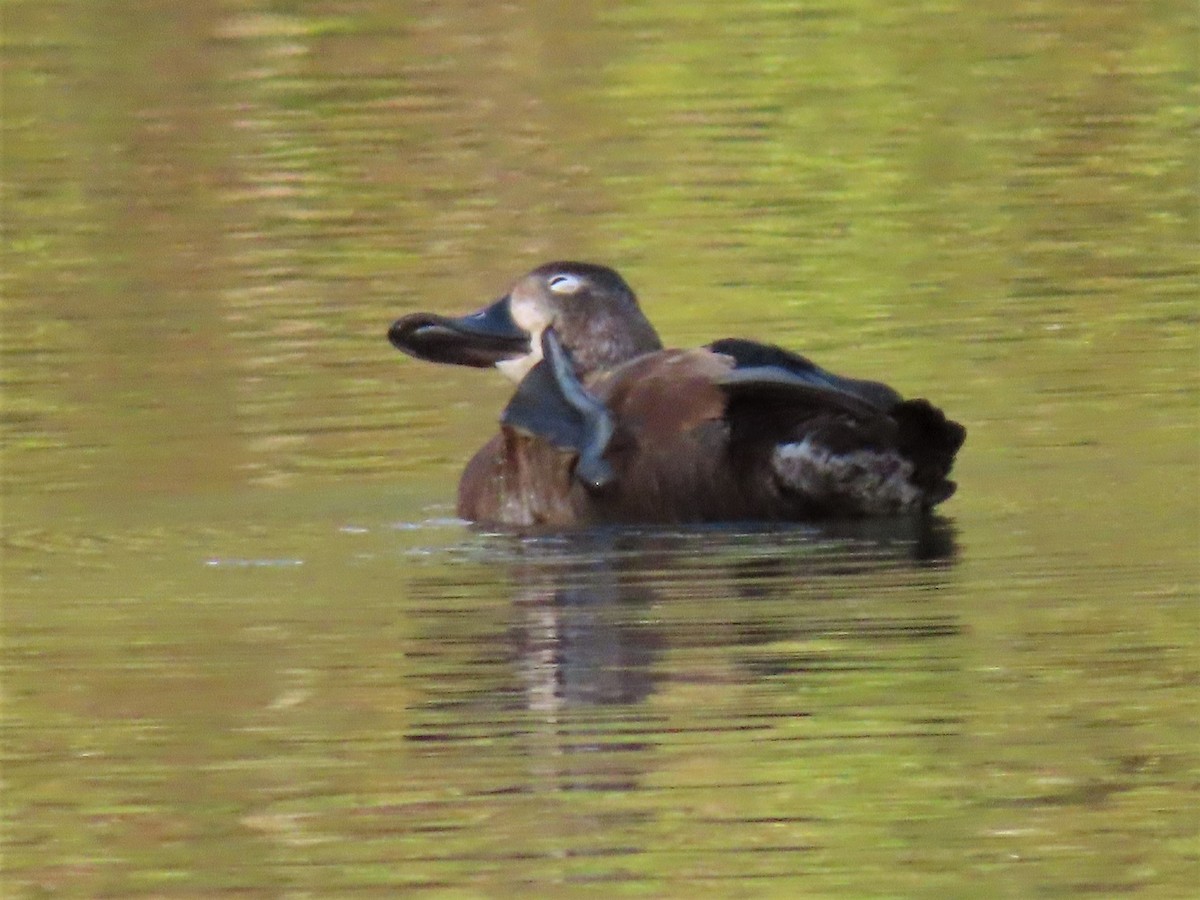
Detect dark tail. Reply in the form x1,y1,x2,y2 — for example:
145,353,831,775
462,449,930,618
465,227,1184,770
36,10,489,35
891,399,966,506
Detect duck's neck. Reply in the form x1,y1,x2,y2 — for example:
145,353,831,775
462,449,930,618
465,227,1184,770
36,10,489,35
565,315,663,378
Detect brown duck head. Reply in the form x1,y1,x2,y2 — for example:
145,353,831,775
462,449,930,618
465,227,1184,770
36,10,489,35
388,262,664,381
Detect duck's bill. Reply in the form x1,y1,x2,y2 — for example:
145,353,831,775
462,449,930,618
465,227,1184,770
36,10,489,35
388,297,530,367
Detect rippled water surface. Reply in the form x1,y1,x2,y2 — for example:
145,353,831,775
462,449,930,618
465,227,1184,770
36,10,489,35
4,1,1197,896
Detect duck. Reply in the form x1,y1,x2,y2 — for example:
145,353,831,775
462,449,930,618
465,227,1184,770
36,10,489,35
388,262,966,528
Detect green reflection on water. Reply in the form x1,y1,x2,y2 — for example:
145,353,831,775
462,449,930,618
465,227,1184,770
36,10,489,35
3,0,1197,896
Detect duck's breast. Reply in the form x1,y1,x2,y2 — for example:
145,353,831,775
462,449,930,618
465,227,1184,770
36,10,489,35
457,431,579,527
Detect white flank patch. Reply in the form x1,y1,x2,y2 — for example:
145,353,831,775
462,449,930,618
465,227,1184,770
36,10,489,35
772,438,921,515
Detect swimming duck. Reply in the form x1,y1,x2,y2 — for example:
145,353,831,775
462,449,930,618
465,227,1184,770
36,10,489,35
389,262,965,527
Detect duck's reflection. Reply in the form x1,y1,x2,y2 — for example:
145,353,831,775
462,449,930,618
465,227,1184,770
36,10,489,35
402,517,960,798
511,564,663,711
511,580,662,710
498,515,958,715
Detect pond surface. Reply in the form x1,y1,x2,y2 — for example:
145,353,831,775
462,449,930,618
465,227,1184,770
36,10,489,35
4,1,1197,896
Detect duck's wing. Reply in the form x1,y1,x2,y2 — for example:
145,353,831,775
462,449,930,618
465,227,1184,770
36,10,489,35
710,339,897,442
708,338,902,411
715,365,886,421
500,327,616,490
709,339,965,512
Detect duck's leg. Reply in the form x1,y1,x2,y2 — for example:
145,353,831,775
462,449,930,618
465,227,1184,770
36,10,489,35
500,327,616,491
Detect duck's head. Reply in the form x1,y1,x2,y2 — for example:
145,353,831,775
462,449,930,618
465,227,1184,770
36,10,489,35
389,262,663,382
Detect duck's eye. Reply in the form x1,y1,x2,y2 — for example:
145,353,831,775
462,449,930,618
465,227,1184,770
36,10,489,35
548,273,583,294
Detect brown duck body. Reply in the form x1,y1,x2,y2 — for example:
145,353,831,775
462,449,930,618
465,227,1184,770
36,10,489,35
457,348,961,527
389,262,966,528
459,350,737,526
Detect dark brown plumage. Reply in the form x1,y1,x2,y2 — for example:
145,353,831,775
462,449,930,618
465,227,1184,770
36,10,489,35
389,262,965,528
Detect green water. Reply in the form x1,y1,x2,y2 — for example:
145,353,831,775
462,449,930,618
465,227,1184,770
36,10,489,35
3,1,1197,896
